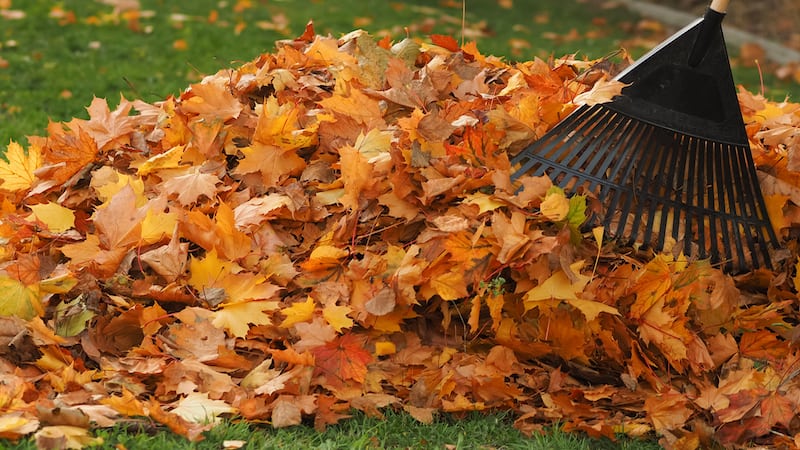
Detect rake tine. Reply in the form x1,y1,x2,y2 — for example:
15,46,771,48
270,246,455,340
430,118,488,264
586,113,637,193
746,144,776,267
642,128,676,248
738,143,771,268
705,142,718,262
552,108,618,185
602,121,653,232
691,136,705,259
671,132,691,253
570,110,627,181
722,143,747,267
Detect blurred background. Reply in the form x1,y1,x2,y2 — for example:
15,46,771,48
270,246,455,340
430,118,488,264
660,0,799,50
1,0,798,146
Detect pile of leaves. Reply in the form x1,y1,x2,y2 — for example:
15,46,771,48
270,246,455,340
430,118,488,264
2,24,800,449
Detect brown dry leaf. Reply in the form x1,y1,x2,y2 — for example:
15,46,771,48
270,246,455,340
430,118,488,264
82,96,137,150
92,183,145,250
644,389,693,435
140,230,189,282
159,167,221,206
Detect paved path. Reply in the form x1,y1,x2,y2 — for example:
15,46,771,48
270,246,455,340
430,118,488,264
620,0,800,64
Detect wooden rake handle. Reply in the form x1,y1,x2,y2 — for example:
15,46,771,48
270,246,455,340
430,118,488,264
710,0,730,13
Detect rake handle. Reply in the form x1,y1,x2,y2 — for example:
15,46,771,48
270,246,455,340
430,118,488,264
709,0,729,13
688,0,730,66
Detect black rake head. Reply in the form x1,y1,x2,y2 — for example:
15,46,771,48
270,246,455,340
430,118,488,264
511,7,779,271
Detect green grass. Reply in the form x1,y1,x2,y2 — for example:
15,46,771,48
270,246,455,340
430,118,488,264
2,0,797,146
4,410,664,449
0,1,793,448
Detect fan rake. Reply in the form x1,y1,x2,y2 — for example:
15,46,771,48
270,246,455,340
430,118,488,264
511,0,778,271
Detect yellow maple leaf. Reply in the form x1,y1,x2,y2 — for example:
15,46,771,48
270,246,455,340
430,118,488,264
100,388,146,417
566,298,620,322
0,275,42,319
525,261,589,304
301,244,349,271
140,208,179,245
211,300,278,338
254,96,318,151
764,194,790,237
462,192,504,214
430,268,469,301
0,141,41,192
188,248,281,304
0,414,39,440
188,248,237,291
39,272,79,294
91,166,147,207
28,202,75,233
322,303,354,332
280,296,316,328
136,145,186,176
338,144,375,211
305,35,358,66
213,201,252,261
354,128,392,161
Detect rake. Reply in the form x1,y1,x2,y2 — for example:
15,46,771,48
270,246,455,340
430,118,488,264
511,0,778,271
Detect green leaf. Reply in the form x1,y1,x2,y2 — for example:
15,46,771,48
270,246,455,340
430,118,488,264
566,194,587,242
54,295,96,337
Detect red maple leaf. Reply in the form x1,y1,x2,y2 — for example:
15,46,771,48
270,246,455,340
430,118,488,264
311,333,373,389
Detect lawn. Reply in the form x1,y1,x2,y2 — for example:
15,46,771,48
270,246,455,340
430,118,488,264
6,411,665,449
1,1,798,449
1,0,797,146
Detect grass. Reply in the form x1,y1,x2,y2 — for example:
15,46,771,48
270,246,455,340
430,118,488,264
0,1,794,448
5,410,665,449
1,0,798,146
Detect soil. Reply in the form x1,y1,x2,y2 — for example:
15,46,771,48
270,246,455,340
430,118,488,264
658,0,800,51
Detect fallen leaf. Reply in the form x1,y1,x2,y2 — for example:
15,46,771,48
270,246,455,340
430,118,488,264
572,76,627,106
172,392,236,424
0,276,42,319
312,333,373,389
0,141,41,192
280,296,316,328
28,202,75,233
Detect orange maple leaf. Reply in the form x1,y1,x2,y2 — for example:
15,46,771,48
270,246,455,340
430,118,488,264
179,76,243,121
82,96,137,150
34,121,98,187
60,234,129,278
312,333,373,389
